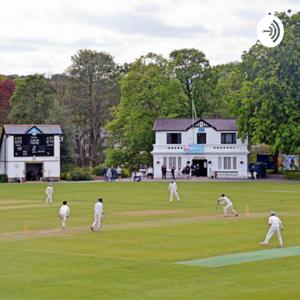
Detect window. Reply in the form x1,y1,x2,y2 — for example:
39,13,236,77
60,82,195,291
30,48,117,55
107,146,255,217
218,157,222,169
221,133,236,144
233,157,237,169
167,133,181,144
178,157,182,170
197,133,206,144
168,157,176,169
224,157,231,169
163,157,167,166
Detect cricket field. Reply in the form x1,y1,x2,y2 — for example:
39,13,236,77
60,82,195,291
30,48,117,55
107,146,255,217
0,180,300,300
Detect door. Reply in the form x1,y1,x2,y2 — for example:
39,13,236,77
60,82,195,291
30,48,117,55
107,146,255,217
192,159,207,177
26,163,43,181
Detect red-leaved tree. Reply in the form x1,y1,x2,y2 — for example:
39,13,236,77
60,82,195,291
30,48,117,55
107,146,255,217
0,79,15,126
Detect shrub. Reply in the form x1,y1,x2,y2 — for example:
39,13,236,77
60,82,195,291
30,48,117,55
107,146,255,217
0,174,8,183
60,172,69,180
121,168,130,178
67,168,92,181
286,172,300,180
61,162,76,173
93,166,105,176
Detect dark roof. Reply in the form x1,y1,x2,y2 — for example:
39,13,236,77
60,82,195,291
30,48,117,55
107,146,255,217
3,124,63,135
153,118,237,131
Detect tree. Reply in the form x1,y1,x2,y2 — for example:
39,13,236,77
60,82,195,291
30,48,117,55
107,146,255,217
0,78,15,127
169,48,217,117
66,49,120,167
234,11,300,171
9,75,56,124
209,62,243,118
105,53,188,169
52,112,77,172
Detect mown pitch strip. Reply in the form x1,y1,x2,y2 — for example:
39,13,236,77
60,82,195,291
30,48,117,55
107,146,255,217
177,246,300,267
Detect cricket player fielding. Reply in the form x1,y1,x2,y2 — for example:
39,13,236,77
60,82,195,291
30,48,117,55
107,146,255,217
59,201,70,229
45,183,53,204
90,198,104,232
216,194,238,217
260,212,284,247
168,181,180,202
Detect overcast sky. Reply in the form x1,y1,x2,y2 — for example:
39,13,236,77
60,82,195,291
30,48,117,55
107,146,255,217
0,0,299,75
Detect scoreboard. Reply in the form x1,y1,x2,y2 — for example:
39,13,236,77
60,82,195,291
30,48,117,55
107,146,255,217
14,135,55,157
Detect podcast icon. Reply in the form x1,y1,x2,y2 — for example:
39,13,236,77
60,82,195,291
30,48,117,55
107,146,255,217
257,15,284,48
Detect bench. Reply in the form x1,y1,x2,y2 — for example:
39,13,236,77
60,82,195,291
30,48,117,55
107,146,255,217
215,171,238,179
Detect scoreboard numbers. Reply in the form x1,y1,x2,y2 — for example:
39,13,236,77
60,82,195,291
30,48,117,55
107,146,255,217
14,135,55,157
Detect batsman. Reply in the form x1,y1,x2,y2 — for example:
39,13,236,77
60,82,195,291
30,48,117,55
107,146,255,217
216,194,238,217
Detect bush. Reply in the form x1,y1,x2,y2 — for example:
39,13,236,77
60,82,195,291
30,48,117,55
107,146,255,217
61,162,76,173
93,166,105,176
286,172,300,180
66,168,92,181
121,168,130,178
0,174,8,183
60,172,69,180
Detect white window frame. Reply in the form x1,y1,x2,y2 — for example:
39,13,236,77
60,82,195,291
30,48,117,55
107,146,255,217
233,157,237,170
224,157,232,170
218,157,222,169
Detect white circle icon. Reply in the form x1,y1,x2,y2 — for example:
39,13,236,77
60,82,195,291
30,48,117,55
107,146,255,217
257,15,284,48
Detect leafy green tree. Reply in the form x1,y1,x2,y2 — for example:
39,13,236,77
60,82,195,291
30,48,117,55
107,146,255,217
209,62,243,118
169,48,217,116
106,53,188,169
234,11,300,170
66,49,120,167
9,75,55,123
47,93,77,171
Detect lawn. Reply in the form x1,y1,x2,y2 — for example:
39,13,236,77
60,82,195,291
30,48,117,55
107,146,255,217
0,180,300,300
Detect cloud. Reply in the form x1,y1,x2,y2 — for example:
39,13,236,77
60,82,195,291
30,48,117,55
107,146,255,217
0,0,299,75
0,37,117,53
70,10,210,38
0,38,59,52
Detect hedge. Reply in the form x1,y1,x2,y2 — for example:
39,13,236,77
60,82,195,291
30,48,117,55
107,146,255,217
286,172,300,180
0,174,8,183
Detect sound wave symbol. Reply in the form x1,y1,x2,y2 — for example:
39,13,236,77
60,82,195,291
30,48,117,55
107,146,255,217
263,20,281,43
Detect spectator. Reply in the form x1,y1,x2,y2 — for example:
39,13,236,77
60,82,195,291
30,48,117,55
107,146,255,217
106,168,112,182
146,166,153,179
161,164,167,179
111,167,116,182
103,167,108,182
185,163,191,179
132,171,142,182
191,164,196,180
116,166,122,179
250,165,256,180
171,166,175,180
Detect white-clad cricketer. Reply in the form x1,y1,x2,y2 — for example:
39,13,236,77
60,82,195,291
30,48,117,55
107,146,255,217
45,183,54,204
216,194,238,217
90,198,104,232
260,212,284,247
59,201,70,229
168,181,180,202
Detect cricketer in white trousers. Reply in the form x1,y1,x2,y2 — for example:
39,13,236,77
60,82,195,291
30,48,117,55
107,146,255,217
261,214,284,247
217,195,238,217
59,202,70,229
45,185,53,204
169,181,180,202
91,200,104,232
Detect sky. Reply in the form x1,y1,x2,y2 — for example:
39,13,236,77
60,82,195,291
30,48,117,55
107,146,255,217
0,0,299,75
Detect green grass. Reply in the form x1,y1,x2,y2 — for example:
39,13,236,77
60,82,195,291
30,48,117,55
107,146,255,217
0,180,300,299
